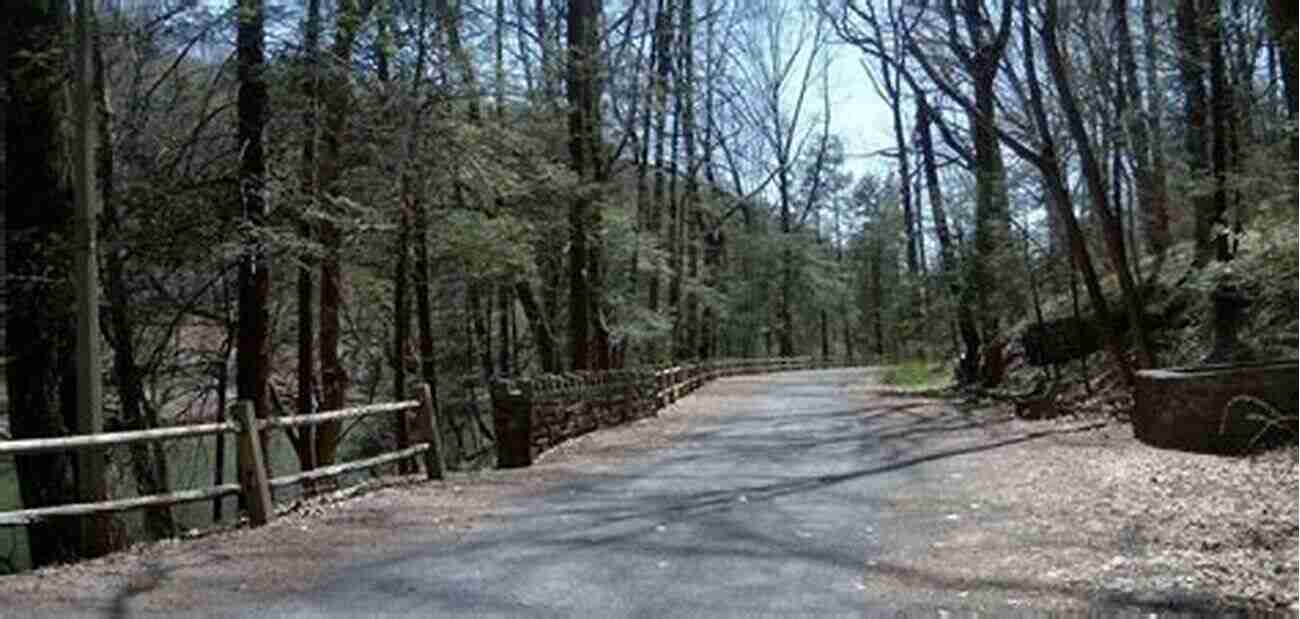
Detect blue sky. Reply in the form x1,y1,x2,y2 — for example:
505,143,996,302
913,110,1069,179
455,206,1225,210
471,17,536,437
824,42,896,178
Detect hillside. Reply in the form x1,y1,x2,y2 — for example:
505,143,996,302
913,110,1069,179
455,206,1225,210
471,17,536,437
998,217,1299,405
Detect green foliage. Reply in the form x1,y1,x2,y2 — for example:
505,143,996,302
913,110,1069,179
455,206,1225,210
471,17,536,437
879,359,946,387
436,210,535,279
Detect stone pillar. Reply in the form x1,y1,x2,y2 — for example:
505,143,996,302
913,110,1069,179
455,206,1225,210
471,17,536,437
1204,284,1254,364
491,379,533,468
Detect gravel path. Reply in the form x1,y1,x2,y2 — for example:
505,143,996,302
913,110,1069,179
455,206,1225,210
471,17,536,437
0,368,1293,617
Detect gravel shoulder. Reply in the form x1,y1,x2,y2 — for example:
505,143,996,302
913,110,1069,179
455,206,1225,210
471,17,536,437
0,370,1294,616
859,403,1298,614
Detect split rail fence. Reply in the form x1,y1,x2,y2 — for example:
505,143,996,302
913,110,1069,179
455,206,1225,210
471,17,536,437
0,356,831,533
0,384,442,529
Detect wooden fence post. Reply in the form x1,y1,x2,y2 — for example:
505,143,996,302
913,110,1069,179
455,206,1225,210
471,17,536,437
234,401,272,527
415,383,445,480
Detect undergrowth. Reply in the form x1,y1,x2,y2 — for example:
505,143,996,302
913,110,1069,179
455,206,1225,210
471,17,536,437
880,359,947,387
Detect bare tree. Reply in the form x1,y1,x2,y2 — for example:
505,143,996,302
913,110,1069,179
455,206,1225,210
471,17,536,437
730,0,830,356
1040,0,1155,370
97,1,175,539
1266,0,1297,121
1113,0,1169,257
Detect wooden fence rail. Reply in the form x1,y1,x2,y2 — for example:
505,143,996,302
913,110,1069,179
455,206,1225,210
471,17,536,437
0,421,237,457
0,383,444,529
1,358,841,534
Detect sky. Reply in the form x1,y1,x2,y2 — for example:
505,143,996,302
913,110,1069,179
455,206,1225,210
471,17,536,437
823,42,897,179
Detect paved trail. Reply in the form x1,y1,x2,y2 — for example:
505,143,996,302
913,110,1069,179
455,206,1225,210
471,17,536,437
8,369,1184,617
228,368,1035,617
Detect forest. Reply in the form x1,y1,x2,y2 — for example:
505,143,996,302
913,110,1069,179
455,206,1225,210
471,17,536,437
1,0,1296,570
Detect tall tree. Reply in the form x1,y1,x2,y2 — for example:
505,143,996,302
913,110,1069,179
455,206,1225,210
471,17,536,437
376,0,414,473
1174,0,1215,266
434,0,496,379
1042,0,1155,370
735,0,829,356
1266,0,1297,121
5,0,86,568
950,0,1017,382
1141,0,1171,261
316,0,374,465
1019,0,1136,386
646,0,677,359
72,0,111,560
566,0,605,369
915,98,980,382
1204,0,1232,262
1113,0,1169,257
96,2,175,540
294,0,322,474
673,0,699,359
236,0,271,437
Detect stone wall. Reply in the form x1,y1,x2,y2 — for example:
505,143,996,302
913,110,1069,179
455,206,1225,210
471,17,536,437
491,358,814,468
1133,361,1299,454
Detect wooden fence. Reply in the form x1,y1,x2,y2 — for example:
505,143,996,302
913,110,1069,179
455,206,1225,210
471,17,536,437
0,384,443,529
0,356,832,534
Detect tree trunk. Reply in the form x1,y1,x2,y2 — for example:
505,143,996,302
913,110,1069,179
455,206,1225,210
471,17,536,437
494,0,513,377
915,97,979,383
1205,0,1232,262
1267,0,1298,121
1023,0,1136,386
405,2,436,404
699,0,721,361
630,0,656,364
414,201,439,393
467,282,494,379
513,281,558,372
566,0,603,370
5,0,90,567
1114,0,1168,257
777,160,796,358
316,0,372,465
677,0,698,361
1043,0,1155,372
1174,0,1215,266
236,0,273,470
95,22,174,541
885,48,918,275
646,0,676,344
294,0,321,475
960,0,1016,374
377,5,413,474
871,226,884,359
1142,0,1172,262
497,284,512,375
